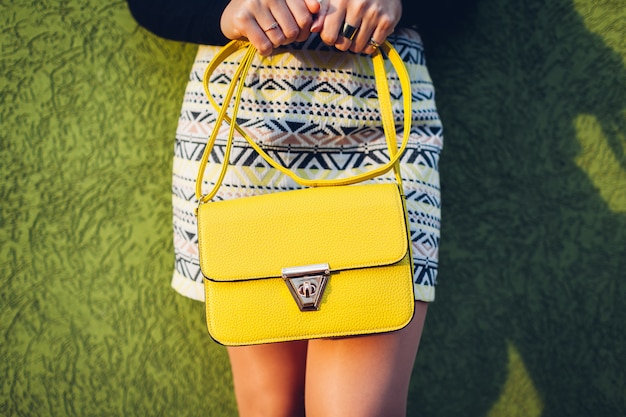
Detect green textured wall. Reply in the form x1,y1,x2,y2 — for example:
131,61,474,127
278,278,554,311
1,0,624,416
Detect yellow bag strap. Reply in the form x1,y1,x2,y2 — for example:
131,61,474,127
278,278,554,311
196,40,412,203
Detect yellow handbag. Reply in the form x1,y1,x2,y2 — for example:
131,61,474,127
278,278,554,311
196,40,415,346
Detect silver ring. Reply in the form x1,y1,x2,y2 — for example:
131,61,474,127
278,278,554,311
264,22,279,32
369,38,380,49
341,23,359,41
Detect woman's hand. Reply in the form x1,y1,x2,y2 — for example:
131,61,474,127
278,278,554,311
221,0,322,56
314,0,402,54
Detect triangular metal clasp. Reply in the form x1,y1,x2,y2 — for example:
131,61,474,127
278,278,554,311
282,263,330,311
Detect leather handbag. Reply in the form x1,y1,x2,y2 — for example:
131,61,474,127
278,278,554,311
196,40,415,346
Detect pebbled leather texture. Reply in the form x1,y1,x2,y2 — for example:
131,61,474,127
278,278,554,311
198,183,415,345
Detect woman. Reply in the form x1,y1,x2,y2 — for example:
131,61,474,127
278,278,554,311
128,0,443,415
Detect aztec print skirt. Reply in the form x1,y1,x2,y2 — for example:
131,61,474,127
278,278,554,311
171,28,443,302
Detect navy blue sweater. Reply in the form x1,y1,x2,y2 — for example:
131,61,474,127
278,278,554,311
126,0,470,45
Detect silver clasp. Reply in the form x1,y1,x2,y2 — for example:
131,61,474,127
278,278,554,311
282,263,330,311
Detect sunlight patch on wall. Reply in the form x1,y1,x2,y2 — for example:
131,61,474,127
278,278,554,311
487,342,543,417
574,0,626,63
575,114,626,213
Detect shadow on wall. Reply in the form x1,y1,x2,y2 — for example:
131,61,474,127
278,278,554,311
409,0,626,416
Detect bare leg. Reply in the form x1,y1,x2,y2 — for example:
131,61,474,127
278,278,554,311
227,340,308,417
305,301,428,417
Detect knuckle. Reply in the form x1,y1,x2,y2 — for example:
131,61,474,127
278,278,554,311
353,0,367,15
282,26,300,40
297,13,313,28
368,3,400,29
257,41,274,55
379,14,397,31
232,10,253,27
320,33,337,46
273,33,286,46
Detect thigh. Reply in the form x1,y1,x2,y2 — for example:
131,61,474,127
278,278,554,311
227,340,308,417
305,301,428,417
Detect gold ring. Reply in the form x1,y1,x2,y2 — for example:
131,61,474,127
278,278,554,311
341,23,358,41
264,22,279,32
369,38,380,49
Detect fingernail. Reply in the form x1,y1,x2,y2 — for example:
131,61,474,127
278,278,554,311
311,17,322,32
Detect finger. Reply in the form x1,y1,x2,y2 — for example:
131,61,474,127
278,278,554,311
318,3,346,46
285,0,316,42
348,18,378,54
310,0,327,33
253,13,286,56
271,1,304,44
334,19,361,52
354,23,395,54
248,30,277,56
362,34,382,55
349,7,398,54
238,21,275,55
303,0,322,14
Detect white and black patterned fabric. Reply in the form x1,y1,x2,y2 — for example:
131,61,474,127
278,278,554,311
171,29,443,302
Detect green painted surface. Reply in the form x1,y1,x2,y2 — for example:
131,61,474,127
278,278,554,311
2,0,624,415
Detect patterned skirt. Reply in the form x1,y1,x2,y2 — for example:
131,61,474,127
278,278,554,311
171,29,443,302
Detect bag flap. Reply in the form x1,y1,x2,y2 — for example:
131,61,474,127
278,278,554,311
197,183,408,281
